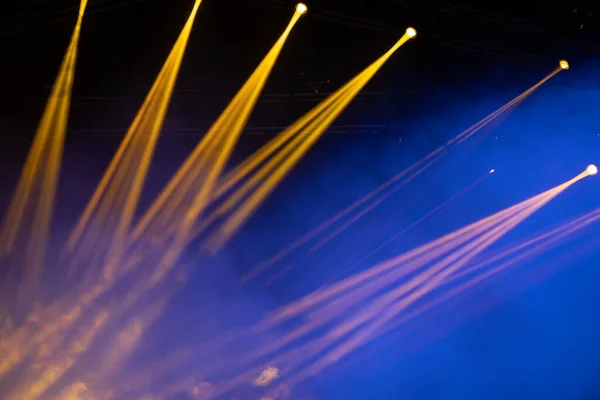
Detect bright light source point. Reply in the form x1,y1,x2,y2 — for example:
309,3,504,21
406,27,417,38
489,169,495,174
559,60,569,70
296,3,307,14
586,164,598,176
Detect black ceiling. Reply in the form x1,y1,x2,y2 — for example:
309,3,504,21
0,0,597,136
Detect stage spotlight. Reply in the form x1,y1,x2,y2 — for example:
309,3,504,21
586,164,598,176
296,3,307,14
406,27,417,38
559,60,569,70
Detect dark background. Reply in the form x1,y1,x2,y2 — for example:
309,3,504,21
1,0,597,139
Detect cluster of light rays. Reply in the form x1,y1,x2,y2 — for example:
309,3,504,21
240,60,570,284
198,27,417,252
340,208,600,372
0,1,598,398
259,167,493,288
311,168,495,288
66,0,204,280
110,172,597,398
130,4,308,247
0,0,88,306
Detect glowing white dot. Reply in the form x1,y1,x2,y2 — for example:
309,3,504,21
296,3,307,14
586,164,597,176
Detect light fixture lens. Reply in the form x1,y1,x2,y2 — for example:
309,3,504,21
406,27,417,38
586,164,598,176
296,3,307,14
559,60,569,70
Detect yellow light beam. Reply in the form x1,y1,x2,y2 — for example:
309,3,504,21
184,80,362,241
66,0,204,278
210,85,353,220
263,168,589,328
161,28,412,244
205,29,417,250
5,309,108,400
0,1,88,292
0,0,204,371
215,28,416,202
215,70,362,199
130,5,305,254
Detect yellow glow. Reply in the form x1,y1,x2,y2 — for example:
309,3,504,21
559,59,569,70
296,3,308,14
0,0,87,298
204,32,416,251
587,164,598,176
406,27,417,38
132,7,304,250
66,0,204,279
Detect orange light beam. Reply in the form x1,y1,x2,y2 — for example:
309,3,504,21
0,0,88,293
131,7,305,245
206,31,417,251
150,29,410,250
66,0,204,278
7,309,109,400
